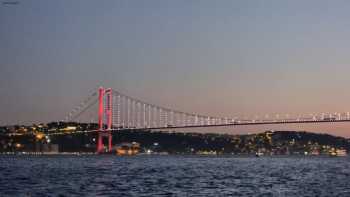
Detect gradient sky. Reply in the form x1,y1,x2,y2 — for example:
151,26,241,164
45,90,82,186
2,1,350,136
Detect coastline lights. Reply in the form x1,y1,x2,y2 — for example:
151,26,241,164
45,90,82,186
35,133,44,140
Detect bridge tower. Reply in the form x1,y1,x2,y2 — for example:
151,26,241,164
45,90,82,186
97,87,113,153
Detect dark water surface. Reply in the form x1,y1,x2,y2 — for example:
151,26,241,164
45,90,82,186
1,155,350,196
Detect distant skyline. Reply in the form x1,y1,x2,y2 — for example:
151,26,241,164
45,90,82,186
2,1,350,137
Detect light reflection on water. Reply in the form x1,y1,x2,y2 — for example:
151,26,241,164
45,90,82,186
1,155,350,196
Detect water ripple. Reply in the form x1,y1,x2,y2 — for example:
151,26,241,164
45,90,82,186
1,156,350,196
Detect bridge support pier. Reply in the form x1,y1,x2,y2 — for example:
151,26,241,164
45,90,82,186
97,87,113,153
97,131,112,153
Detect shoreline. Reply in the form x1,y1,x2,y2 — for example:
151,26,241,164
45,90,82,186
0,152,347,157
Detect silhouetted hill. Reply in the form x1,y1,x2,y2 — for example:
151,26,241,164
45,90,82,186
1,128,349,155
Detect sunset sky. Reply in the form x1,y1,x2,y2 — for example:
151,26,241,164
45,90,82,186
2,1,350,136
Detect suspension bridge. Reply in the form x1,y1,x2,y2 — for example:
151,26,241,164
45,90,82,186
63,86,350,153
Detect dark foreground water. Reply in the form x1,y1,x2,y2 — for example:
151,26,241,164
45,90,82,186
1,155,350,197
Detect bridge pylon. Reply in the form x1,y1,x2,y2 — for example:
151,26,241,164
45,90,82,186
97,87,113,153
